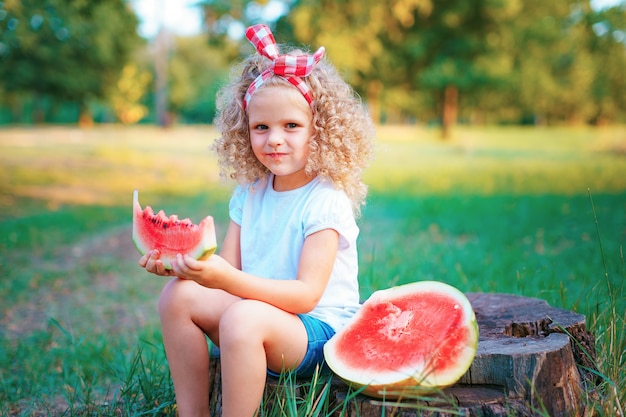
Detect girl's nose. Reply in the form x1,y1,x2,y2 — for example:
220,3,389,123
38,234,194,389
267,129,284,147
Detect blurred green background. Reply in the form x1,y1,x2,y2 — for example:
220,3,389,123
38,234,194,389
1,0,625,135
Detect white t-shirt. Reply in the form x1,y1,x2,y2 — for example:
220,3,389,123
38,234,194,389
229,174,361,331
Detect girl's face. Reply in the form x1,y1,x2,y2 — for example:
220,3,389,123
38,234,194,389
247,85,314,191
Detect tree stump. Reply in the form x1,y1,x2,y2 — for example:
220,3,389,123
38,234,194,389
206,293,596,417
341,293,596,417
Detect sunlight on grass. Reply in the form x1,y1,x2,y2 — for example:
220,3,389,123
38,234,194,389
0,125,224,210
367,125,626,195
1,125,625,210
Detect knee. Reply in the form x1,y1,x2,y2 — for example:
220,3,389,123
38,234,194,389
157,278,196,317
218,300,264,347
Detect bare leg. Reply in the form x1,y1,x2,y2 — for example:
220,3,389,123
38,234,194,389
158,278,239,417
218,299,309,417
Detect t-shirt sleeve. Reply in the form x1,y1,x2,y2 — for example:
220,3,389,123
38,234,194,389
228,185,248,226
303,188,358,249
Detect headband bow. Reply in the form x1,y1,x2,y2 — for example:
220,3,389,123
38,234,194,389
243,24,325,110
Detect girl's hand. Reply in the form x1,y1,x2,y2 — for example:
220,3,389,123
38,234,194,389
138,250,177,277
170,253,233,288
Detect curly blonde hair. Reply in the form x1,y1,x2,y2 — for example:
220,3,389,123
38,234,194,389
212,46,375,215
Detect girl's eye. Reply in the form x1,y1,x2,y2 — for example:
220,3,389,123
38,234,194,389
286,123,298,129
255,124,268,130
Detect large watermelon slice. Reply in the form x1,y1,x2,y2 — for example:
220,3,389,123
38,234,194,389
132,190,217,270
323,281,478,398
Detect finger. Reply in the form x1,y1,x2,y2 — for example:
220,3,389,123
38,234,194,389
139,249,156,267
170,255,186,276
138,253,149,267
140,250,158,268
155,259,174,276
181,254,203,271
144,252,161,272
174,253,193,274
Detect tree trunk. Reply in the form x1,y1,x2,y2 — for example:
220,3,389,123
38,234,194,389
367,80,383,124
32,93,45,124
441,85,458,140
154,28,171,128
78,102,94,127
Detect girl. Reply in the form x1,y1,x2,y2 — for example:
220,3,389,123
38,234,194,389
139,24,375,417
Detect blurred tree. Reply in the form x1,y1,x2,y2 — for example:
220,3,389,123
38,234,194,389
279,0,519,138
276,0,433,123
404,0,520,137
142,0,271,126
504,0,596,125
153,28,173,126
281,0,626,129
0,0,142,123
168,34,228,123
110,64,152,124
196,0,272,60
585,4,626,124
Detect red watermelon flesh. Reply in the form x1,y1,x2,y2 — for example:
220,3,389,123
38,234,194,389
132,190,217,270
323,281,478,398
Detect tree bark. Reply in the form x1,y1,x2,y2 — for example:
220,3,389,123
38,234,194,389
154,28,171,128
441,85,458,140
367,80,383,124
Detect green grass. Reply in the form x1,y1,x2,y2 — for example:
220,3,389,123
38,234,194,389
0,125,624,416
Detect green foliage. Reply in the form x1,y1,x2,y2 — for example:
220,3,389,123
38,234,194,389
501,0,594,123
260,370,336,417
168,35,229,123
277,0,626,125
0,0,143,121
114,340,177,415
586,5,626,123
2,0,626,126
110,64,152,124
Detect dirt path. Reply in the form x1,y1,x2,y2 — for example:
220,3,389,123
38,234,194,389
1,225,162,340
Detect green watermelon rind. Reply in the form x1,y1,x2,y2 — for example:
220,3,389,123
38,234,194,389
132,190,217,270
323,280,479,398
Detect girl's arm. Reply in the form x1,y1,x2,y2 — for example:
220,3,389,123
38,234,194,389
218,220,242,270
171,227,339,314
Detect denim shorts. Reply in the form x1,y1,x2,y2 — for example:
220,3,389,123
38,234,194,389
267,314,335,378
208,314,335,378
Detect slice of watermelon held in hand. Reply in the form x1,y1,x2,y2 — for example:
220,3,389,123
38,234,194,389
132,190,217,270
324,281,478,399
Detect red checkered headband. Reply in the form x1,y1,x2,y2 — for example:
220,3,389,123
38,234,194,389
243,24,325,110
